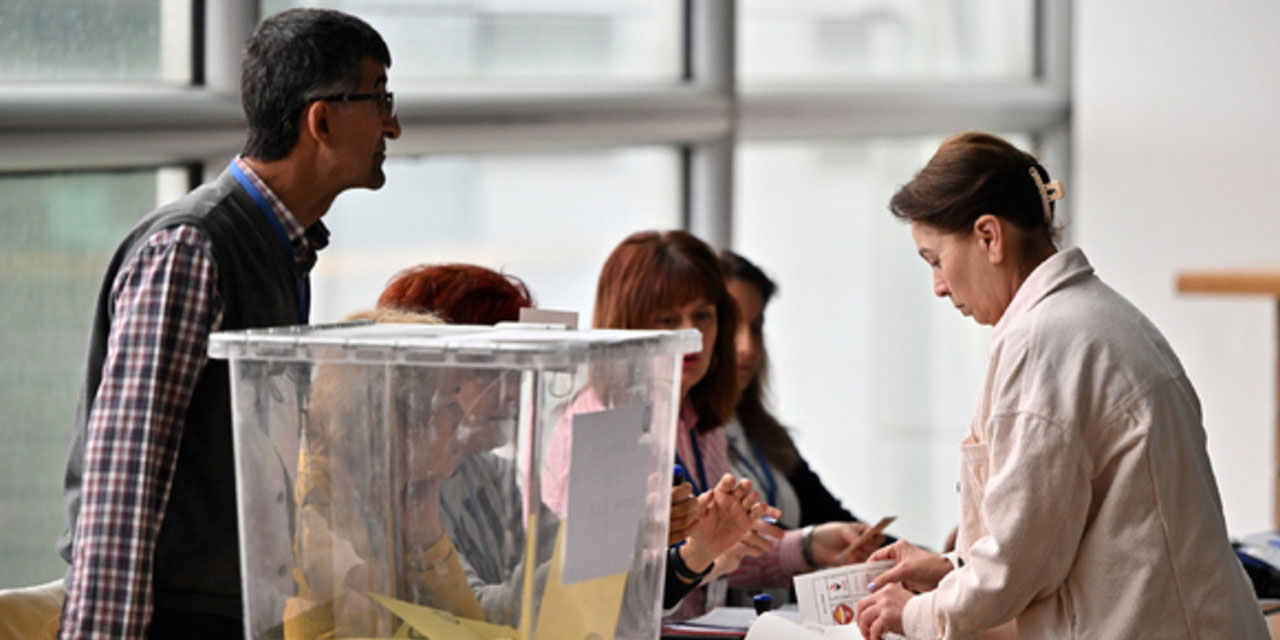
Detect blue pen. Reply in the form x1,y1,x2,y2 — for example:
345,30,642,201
673,463,693,487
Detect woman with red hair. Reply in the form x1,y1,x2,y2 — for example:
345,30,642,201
378,263,534,325
543,231,885,619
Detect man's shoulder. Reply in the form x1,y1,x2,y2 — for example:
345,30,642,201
143,171,244,229
123,172,254,253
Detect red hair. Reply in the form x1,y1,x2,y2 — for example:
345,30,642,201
593,230,739,432
378,263,534,325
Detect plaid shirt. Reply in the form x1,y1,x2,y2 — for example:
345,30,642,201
61,158,319,639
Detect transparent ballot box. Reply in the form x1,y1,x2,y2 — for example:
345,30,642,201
209,322,700,640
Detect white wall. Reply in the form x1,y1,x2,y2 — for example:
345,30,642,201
1074,0,1280,536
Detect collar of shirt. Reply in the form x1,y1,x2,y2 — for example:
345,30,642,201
233,156,328,275
991,246,1093,347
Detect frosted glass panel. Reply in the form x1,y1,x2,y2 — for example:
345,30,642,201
0,0,192,83
0,168,186,585
261,0,683,85
740,0,1035,84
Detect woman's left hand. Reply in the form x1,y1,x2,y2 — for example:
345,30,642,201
809,521,885,567
856,582,911,640
668,481,700,546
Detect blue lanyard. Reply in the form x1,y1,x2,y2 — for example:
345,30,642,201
227,161,309,323
729,437,777,506
675,428,709,495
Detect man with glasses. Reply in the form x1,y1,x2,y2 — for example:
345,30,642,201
57,8,400,639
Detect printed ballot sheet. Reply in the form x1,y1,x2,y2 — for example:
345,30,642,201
794,560,895,627
562,402,650,584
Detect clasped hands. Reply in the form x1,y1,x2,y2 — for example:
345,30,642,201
667,473,771,581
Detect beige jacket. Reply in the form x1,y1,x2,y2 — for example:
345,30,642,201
902,248,1266,639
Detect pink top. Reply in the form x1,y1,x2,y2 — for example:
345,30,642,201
540,389,807,619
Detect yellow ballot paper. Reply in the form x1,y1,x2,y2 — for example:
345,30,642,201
532,522,629,640
366,592,520,640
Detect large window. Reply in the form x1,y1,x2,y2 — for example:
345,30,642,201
0,0,192,83
0,168,188,585
0,1,1069,585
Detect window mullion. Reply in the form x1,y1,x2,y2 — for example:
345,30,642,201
685,0,736,248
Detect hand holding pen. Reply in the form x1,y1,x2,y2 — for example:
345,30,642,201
806,517,893,569
831,516,896,564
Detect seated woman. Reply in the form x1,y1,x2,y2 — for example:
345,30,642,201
376,264,550,625
542,231,887,620
854,132,1266,639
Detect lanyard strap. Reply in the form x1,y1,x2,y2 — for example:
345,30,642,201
683,427,708,495
227,161,309,323
729,437,777,506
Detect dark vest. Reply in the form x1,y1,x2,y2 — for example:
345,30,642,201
59,169,320,619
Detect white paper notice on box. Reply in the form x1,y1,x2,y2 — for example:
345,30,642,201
794,559,895,627
562,402,650,584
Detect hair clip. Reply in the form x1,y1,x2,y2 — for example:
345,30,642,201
1028,166,1065,223
1043,180,1065,202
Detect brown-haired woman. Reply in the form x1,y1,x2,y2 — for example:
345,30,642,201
855,133,1265,640
543,230,884,620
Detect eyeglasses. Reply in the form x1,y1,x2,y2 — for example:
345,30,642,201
311,91,396,118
